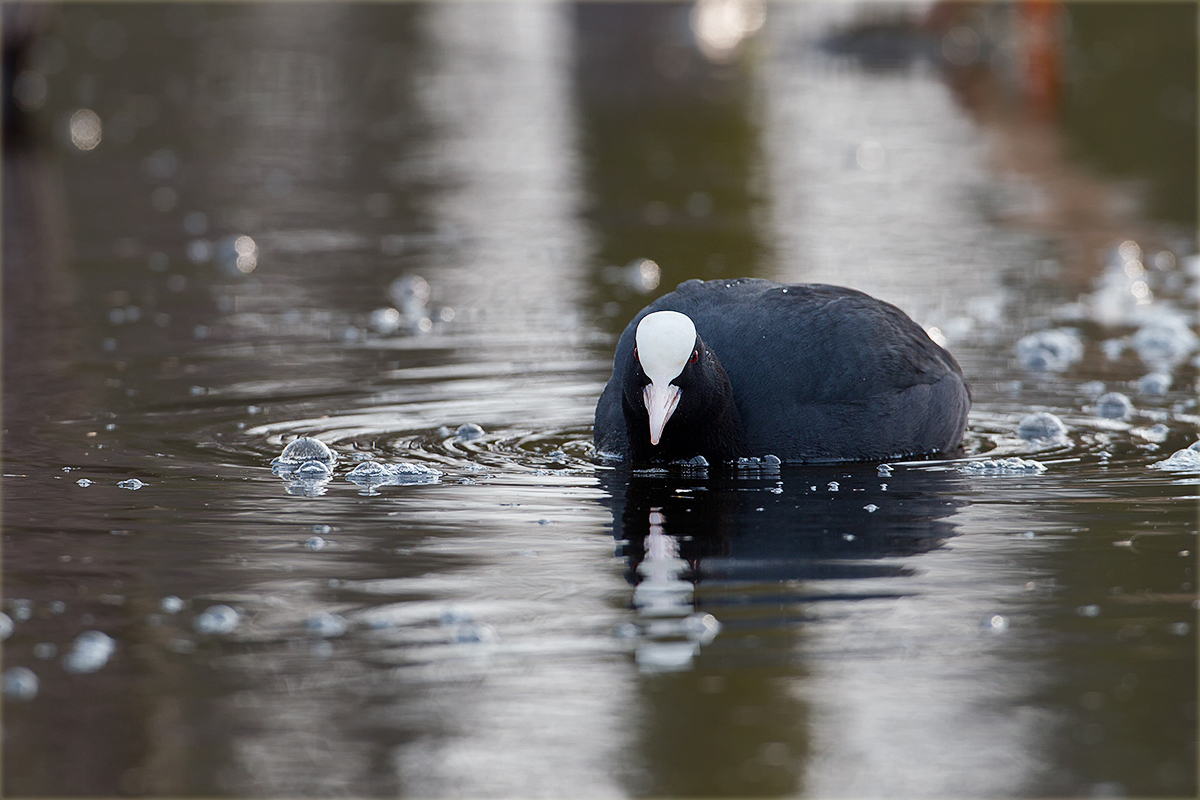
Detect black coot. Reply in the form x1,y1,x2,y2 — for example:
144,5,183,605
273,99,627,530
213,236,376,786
594,278,970,463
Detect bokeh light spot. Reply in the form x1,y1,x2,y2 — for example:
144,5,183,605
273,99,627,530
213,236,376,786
1117,240,1141,263
1122,260,1144,279
69,109,102,151
691,0,765,63
234,236,258,273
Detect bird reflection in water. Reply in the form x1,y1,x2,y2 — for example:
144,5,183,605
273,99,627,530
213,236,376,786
603,461,968,672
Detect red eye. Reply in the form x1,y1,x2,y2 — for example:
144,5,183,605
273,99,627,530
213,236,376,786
689,348,699,364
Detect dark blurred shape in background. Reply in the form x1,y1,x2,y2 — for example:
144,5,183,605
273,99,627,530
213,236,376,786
573,1,768,324
1059,2,1196,224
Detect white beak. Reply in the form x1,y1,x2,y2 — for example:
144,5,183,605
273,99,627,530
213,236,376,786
644,382,681,446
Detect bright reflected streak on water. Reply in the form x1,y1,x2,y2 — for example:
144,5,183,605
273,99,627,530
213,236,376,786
412,3,588,336
798,522,1057,795
318,6,628,795
764,7,1000,327
757,17,1062,783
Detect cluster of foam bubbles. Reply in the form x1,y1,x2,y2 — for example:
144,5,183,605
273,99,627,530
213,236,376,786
967,392,1198,477
1149,441,1200,473
1055,240,1196,327
246,412,598,492
1016,328,1083,372
736,454,781,467
73,477,149,490
1010,241,1200,451
958,457,1047,475
359,604,497,650
365,274,456,336
1034,241,1200,404
271,436,339,476
270,436,443,497
1004,310,1197,465
346,461,443,493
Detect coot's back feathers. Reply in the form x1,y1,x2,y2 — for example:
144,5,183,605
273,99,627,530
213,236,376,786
594,278,970,463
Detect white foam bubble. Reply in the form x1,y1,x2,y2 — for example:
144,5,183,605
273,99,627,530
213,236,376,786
2,667,39,700
192,604,241,635
1016,329,1083,372
62,631,117,674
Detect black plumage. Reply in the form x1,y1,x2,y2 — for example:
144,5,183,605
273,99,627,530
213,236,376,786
594,278,971,463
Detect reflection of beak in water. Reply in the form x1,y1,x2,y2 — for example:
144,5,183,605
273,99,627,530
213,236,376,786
632,507,721,673
602,463,967,672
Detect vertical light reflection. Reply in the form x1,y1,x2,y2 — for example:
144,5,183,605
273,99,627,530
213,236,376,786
378,5,627,796
759,4,1007,332
181,7,401,796
789,522,1058,795
759,6,1055,793
408,2,589,335
192,3,353,232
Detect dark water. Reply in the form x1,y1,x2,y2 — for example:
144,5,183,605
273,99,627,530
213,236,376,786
3,2,1196,796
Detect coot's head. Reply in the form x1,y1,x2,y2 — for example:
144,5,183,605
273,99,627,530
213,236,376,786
622,310,743,462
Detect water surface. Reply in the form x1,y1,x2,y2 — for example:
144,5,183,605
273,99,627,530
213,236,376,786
3,2,1196,796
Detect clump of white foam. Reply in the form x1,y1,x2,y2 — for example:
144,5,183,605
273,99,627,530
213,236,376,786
959,457,1047,475
1150,442,1200,472
1016,329,1083,372
1130,316,1198,370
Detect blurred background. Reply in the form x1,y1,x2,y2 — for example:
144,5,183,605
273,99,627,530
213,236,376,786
2,2,1196,797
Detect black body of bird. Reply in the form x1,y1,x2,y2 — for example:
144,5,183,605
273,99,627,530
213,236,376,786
594,278,970,464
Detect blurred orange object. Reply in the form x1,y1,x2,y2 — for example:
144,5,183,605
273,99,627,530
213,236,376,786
1020,0,1063,119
